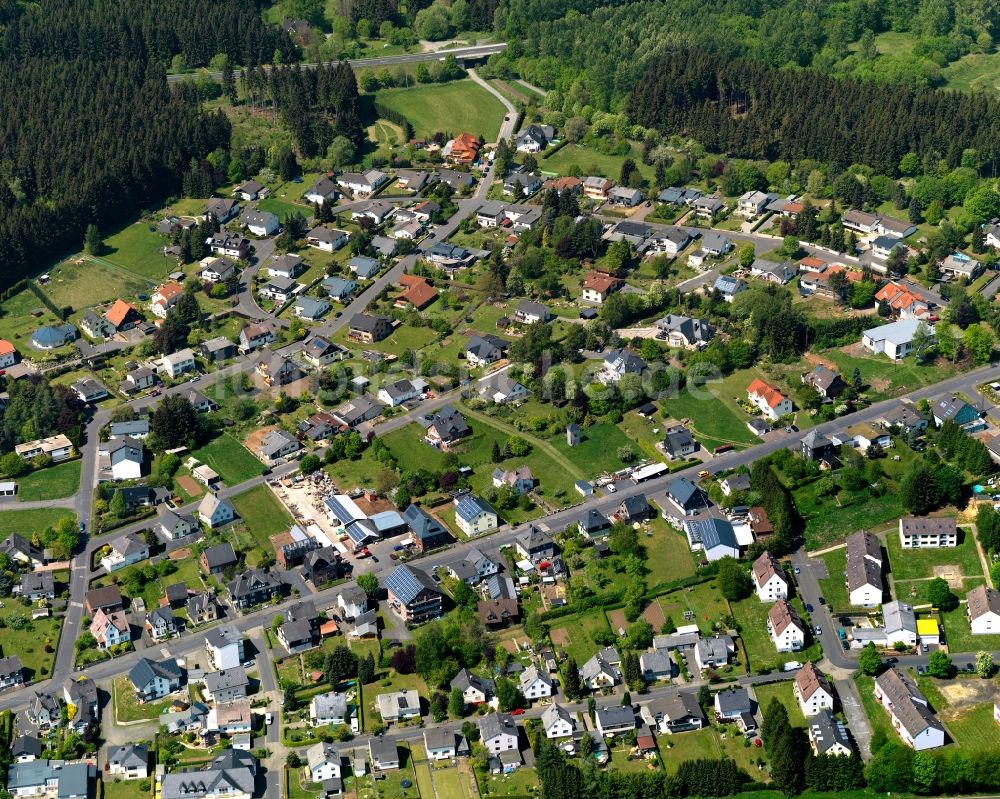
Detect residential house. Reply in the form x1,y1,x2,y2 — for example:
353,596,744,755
515,526,556,562
369,739,400,772
694,635,734,671
451,669,494,706
747,379,792,421
199,494,236,529
582,176,613,201
385,565,442,623
150,282,184,319
304,175,340,205
515,124,554,152
396,170,429,191
794,663,834,717
884,600,919,647
599,348,647,385
639,650,674,682
227,568,282,609
967,585,1000,634
940,252,982,280
519,666,553,701
17,572,54,601
899,517,958,549
201,542,238,574
513,300,552,324
257,429,301,465
874,668,945,750
205,626,245,670
666,477,708,518
201,337,238,363
377,378,421,408
578,508,612,538
203,667,249,704
333,395,382,428
100,532,149,572
205,198,240,223
713,274,748,302
90,608,130,649
7,760,93,799
435,168,475,191
337,169,389,196
662,425,697,460
198,256,238,283
607,186,642,207
692,196,725,219
454,495,499,537
239,321,276,353
306,226,349,253
862,319,933,359
933,395,984,432
105,300,142,332
375,689,421,723
106,745,149,780
0,657,24,690
310,691,349,727
720,473,751,496
31,323,77,350
493,466,534,495
641,693,704,735
258,275,299,304
846,530,883,607
595,705,635,736
580,272,622,304
145,606,178,641
160,347,197,379
802,365,847,400
84,585,123,616
581,647,621,690
749,259,796,285
26,692,59,729
479,598,519,629
347,313,392,343
800,429,835,463
479,712,519,754
277,601,321,654
159,751,256,799
466,334,509,367
306,743,342,785
12,736,42,763
80,311,114,340
187,593,221,626
714,686,752,720
302,335,348,368
874,283,929,320
302,547,343,587
403,504,451,552
737,190,775,218
808,710,854,756
424,405,470,450
15,435,73,464
767,599,806,652
656,315,714,349
752,551,788,602
478,373,530,405
234,180,267,201
207,232,251,260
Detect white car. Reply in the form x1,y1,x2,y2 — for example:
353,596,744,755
265,712,273,725
606,483,617,493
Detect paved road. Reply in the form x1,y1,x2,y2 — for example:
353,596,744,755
469,68,518,148
166,44,507,84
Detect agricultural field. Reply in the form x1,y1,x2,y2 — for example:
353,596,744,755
374,80,505,141
191,433,266,485
13,460,81,501
0,508,74,536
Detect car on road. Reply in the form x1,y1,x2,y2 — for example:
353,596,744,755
511,708,525,716
371,555,379,562
917,666,927,675
265,713,273,725
793,566,800,574
606,484,617,493
805,603,813,613
818,596,825,605
79,522,86,533
698,470,711,479
814,626,822,635
886,657,898,664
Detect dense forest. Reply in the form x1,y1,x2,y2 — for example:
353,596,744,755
0,0,289,292
625,49,1000,174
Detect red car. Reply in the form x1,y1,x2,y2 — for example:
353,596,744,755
511,708,525,716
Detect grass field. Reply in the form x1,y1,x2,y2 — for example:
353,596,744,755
0,596,62,680
821,349,959,401
0,507,74,536
113,675,179,722
550,422,638,475
817,548,850,612
656,581,731,636
943,52,1000,93
854,674,897,743
102,778,152,799
940,604,1000,653
797,488,905,551
753,680,807,728
102,221,174,279
230,484,294,542
884,527,983,581
549,608,611,664
662,385,758,452
191,433,265,486
14,460,81,501
644,519,700,586
541,142,653,181
374,80,505,141
258,197,310,220
43,256,151,312
943,700,1000,752
476,766,539,798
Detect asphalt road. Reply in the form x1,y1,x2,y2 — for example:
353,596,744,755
165,44,508,84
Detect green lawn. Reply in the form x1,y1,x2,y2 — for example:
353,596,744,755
43,256,152,313
102,221,174,279
884,526,983,581
943,701,1000,752
817,548,850,613
547,608,611,665
795,482,905,551
258,197,311,221
230,484,294,544
753,680,807,728
13,460,81,501
476,766,539,798
372,745,418,799
943,51,1000,93
940,604,1000,653
550,422,639,475
655,581,732,636
854,674,897,743
662,385,758,452
541,141,653,181
102,778,152,799
286,769,322,799
113,676,180,722
820,349,959,401
731,595,821,672
0,595,62,681
0,290,64,352
0,507,75,536
374,80,505,141
644,518,700,586
191,433,265,486
658,727,724,772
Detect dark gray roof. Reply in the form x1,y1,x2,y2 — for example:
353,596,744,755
202,542,237,568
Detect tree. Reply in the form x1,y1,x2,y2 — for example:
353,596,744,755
716,557,752,600
738,243,755,268
149,395,200,451
283,683,298,711
324,645,358,684
901,462,940,515
761,698,789,749
84,224,104,255
975,650,994,678
286,752,301,769
449,686,466,718
300,454,321,474
926,577,957,611
358,653,375,683
964,324,995,364
927,649,953,678
560,658,582,700
109,489,126,519
494,676,523,711
858,642,882,675
357,573,379,600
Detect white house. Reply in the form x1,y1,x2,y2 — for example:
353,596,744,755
453,495,498,537
241,209,280,237
304,176,340,206
862,319,933,359
767,599,805,652
310,692,349,727
874,669,945,750
884,600,918,647
161,348,197,378
519,665,553,701
541,704,575,739
808,711,853,757
100,532,149,572
967,585,1000,634
846,530,883,608
899,517,958,549
375,689,421,723
306,226,350,253
752,551,788,602
479,712,519,755
793,663,834,717
199,493,236,528
580,647,621,690
306,743,341,783
747,379,792,421
99,438,144,481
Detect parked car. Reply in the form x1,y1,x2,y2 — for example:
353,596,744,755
805,603,814,613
